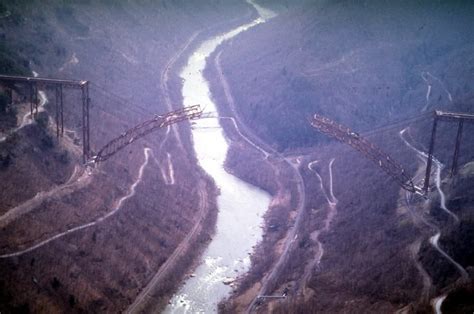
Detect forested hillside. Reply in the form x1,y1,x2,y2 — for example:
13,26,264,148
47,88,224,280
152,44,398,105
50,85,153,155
0,1,252,312
217,0,474,150
205,1,474,312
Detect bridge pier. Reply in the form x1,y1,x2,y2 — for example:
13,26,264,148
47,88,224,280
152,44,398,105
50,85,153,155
451,120,464,176
0,75,90,163
424,111,474,190
29,82,33,117
311,110,474,195
81,81,90,163
55,85,64,138
424,114,438,193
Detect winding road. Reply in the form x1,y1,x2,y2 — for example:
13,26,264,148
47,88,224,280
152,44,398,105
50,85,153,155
0,80,92,230
302,158,338,287
208,27,311,312
0,90,48,143
0,147,152,259
0,165,91,230
127,28,214,312
205,24,311,313
399,127,468,313
125,181,208,314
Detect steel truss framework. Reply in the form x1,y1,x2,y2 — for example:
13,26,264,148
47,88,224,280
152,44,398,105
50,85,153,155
424,110,474,192
92,105,202,163
312,110,474,194
0,75,90,162
311,114,421,193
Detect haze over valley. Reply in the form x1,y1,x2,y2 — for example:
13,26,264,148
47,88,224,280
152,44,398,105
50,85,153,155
0,1,473,313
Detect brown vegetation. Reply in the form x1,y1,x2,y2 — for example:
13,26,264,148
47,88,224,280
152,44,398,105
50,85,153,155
0,1,253,312
0,113,75,215
203,0,474,312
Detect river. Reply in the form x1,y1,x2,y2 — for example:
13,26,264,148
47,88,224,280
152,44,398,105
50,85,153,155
165,1,276,313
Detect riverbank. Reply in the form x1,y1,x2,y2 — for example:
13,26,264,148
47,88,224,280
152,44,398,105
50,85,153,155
164,2,278,311
0,1,253,312
203,0,474,312
203,43,306,313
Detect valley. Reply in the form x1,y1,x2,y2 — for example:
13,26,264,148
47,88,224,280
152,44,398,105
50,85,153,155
0,0,473,313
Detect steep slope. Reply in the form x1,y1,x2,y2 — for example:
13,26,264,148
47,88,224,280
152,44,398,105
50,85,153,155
203,0,474,312
216,0,474,151
0,1,253,312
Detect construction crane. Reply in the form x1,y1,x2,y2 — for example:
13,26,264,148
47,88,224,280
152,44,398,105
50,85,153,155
91,105,202,163
311,114,422,194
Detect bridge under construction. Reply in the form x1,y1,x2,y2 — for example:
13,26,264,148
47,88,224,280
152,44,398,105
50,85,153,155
0,74,91,162
0,74,202,164
311,110,474,194
1,74,473,196
92,105,202,163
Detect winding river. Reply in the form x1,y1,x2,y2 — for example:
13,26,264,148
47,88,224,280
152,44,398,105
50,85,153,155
165,1,276,313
